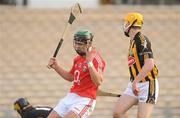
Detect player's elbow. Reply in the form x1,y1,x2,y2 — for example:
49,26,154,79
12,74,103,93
95,81,101,86
66,74,74,82
95,77,103,86
149,61,154,71
145,58,154,71
68,79,74,82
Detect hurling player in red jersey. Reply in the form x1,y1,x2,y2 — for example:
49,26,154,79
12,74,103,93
47,30,106,118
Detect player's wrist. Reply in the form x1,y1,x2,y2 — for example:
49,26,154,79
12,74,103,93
53,63,59,70
87,61,93,68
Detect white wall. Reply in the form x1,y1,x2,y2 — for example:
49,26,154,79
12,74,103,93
28,0,100,8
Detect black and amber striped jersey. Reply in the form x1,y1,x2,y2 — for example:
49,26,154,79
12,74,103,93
128,32,158,82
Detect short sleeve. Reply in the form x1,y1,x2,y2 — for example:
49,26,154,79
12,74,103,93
136,35,154,59
93,53,106,73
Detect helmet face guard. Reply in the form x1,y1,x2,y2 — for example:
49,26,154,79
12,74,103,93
14,102,22,114
123,19,137,37
73,40,87,56
73,30,93,56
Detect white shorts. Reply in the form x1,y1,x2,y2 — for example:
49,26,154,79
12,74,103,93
54,93,96,118
124,79,159,104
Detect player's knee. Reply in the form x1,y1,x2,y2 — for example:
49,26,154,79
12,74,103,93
113,110,128,118
137,114,149,118
137,115,143,118
113,111,121,118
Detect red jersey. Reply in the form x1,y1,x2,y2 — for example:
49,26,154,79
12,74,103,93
69,52,105,99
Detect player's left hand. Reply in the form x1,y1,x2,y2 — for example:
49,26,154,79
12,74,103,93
85,46,96,62
132,80,140,96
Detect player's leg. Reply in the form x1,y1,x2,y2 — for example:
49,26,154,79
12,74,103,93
113,94,138,118
64,111,79,118
137,79,159,118
47,110,62,118
66,94,96,118
137,103,154,118
48,93,72,118
113,82,138,118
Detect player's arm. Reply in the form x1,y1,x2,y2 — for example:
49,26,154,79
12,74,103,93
88,62,103,86
86,47,104,86
135,58,154,82
132,37,155,95
133,58,154,96
134,37,154,82
48,57,74,82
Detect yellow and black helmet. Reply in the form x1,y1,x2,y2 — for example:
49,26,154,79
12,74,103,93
123,12,143,37
14,98,30,113
124,12,143,29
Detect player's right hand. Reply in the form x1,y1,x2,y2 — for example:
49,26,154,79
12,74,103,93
85,46,96,62
48,57,59,69
132,81,140,96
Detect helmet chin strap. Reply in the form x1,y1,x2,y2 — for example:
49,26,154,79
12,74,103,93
124,30,130,37
124,19,137,37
